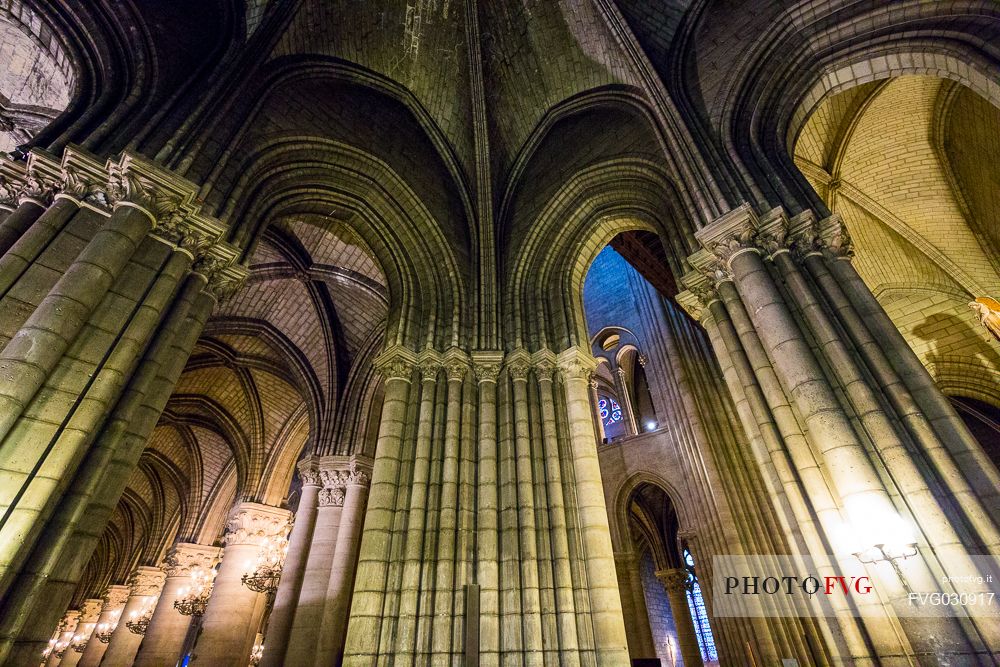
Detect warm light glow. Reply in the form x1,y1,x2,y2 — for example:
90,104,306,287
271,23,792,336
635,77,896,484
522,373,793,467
839,496,917,562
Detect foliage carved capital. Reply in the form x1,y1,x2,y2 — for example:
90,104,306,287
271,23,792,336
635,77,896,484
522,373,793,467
223,503,292,546
127,566,166,597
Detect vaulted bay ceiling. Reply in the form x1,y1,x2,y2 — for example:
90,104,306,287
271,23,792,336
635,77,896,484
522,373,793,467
793,75,1000,401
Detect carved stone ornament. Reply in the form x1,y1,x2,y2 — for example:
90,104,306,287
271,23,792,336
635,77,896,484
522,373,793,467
19,173,58,206
0,175,19,207
103,585,131,609
472,360,502,383
376,351,415,382
224,504,292,547
127,566,166,596
81,599,104,623
445,360,468,382
420,363,440,383
347,464,371,487
556,347,598,381
657,567,690,591
58,610,82,632
107,170,182,222
821,219,854,259
970,297,1000,344
534,360,555,382
705,226,759,265
507,359,531,381
298,462,322,487
163,543,220,578
756,225,790,257
59,164,107,204
319,486,346,507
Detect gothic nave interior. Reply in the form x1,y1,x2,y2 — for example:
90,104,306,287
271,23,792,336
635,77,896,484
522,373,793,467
1,1,1000,665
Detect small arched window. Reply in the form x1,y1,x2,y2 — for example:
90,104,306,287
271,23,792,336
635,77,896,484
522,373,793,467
683,548,718,662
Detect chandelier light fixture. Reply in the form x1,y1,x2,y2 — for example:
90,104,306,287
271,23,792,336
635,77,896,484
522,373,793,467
95,611,120,644
71,632,90,653
241,534,288,595
125,603,155,635
41,638,70,660
250,640,265,666
174,567,215,617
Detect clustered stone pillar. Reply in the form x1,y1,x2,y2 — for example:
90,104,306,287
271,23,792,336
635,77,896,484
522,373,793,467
675,204,1000,663
342,346,630,665
261,455,371,667
655,569,703,667
282,460,347,665
317,460,372,665
77,585,129,667
258,457,322,667
44,609,80,667
191,502,291,667
101,566,166,666
0,147,247,665
133,542,221,667
59,598,101,667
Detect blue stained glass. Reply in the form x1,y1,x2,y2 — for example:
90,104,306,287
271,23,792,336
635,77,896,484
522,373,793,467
683,548,718,662
598,397,623,428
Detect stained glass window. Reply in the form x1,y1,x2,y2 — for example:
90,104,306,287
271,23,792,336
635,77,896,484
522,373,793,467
598,396,623,428
683,548,718,662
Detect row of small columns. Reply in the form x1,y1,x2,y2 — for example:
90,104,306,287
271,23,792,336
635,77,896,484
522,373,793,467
676,205,1000,662
43,501,294,667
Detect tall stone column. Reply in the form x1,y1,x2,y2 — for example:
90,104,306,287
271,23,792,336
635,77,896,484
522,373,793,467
283,461,347,665
317,458,373,666
133,542,221,667
0,147,246,665
44,609,80,667
101,566,166,666
557,347,630,664
343,350,415,666
614,553,656,660
77,585,129,667
535,358,581,665
191,502,291,667
656,569,703,667
58,598,101,667
258,457,321,667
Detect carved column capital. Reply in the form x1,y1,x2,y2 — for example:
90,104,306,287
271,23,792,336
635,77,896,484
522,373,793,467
506,349,532,381
102,584,131,609
223,502,292,547
374,346,418,382
656,567,690,592
163,542,222,578
817,214,854,260
319,486,346,507
471,351,504,384
127,566,166,596
534,360,556,382
80,599,104,623
297,458,322,487
347,458,372,487
556,347,598,381
58,610,82,632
